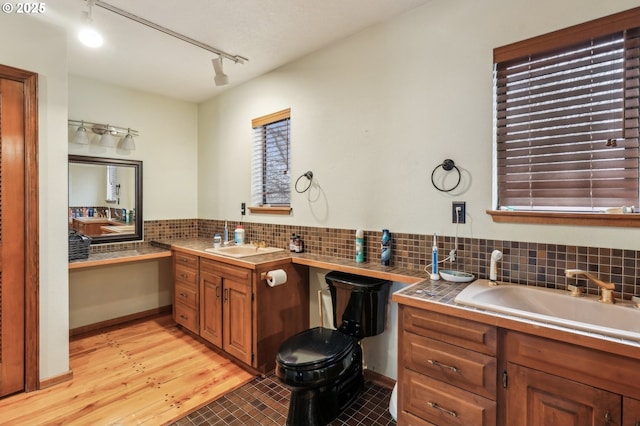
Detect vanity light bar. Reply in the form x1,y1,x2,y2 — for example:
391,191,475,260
68,119,139,137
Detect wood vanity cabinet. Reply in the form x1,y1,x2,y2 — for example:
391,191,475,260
172,249,309,374
199,258,252,365
503,330,640,426
173,252,199,333
398,306,497,426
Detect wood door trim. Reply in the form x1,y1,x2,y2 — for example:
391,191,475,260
0,64,39,392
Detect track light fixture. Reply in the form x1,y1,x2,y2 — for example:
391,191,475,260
212,56,229,86
88,0,248,84
78,0,103,48
69,119,138,151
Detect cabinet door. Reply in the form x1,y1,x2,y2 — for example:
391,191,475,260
200,270,223,348
506,363,621,426
223,277,252,365
624,397,640,426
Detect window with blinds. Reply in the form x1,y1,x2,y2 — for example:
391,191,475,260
494,11,640,212
251,108,291,207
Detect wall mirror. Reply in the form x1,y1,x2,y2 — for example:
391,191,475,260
68,155,143,244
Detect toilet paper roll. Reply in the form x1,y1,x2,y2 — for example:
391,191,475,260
266,269,287,287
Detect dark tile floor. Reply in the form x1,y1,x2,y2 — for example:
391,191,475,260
170,374,395,426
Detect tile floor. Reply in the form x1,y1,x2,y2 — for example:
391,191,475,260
170,374,395,426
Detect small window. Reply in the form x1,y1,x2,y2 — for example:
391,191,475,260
494,9,640,213
250,109,291,212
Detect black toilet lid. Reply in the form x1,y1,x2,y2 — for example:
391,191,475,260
277,327,358,369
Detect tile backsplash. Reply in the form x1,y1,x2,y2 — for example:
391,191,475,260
98,219,640,300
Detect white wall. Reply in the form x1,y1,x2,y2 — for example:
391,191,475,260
197,0,640,379
1,16,70,380
67,77,198,335
69,75,199,220
198,0,640,250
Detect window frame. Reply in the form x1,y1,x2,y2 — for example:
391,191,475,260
489,7,640,227
248,108,292,215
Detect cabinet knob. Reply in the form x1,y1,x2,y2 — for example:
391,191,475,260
604,411,612,423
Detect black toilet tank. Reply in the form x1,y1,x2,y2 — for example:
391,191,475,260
325,271,391,339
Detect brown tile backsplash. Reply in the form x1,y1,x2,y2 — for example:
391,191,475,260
95,218,640,300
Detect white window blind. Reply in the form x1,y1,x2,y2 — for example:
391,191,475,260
105,165,117,203
494,20,640,211
251,109,291,207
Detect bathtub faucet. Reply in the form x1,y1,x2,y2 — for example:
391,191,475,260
565,269,615,304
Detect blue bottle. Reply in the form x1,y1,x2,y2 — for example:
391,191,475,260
381,229,391,266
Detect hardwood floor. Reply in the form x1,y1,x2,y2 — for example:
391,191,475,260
0,314,255,425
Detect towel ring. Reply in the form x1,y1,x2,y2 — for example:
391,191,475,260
295,171,314,193
431,159,461,192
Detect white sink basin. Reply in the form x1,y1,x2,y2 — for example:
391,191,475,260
455,279,640,341
205,245,285,258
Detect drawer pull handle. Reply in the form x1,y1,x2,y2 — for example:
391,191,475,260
604,411,612,423
180,314,188,320
428,359,459,373
179,292,187,298
428,402,457,418
181,274,188,278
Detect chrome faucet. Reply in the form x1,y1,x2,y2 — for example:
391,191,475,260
565,269,615,304
251,240,267,250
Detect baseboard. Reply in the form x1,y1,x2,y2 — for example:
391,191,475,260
364,369,395,389
69,305,172,337
39,370,73,390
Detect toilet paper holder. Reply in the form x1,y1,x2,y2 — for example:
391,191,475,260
260,272,271,281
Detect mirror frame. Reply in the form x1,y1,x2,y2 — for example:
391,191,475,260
69,155,143,244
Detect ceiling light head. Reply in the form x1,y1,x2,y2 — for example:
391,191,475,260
78,27,104,48
212,57,229,86
78,1,103,48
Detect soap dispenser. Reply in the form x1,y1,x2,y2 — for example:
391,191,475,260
234,225,245,245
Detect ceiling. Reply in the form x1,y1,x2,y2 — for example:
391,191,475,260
38,0,431,103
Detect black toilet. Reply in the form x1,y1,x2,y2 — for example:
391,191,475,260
275,271,391,425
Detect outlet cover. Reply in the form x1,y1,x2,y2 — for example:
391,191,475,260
452,201,466,224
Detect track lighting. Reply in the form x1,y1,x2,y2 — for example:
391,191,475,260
87,1,248,84
78,0,103,48
69,119,138,151
212,56,229,86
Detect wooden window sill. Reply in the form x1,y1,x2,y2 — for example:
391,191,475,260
248,206,292,215
487,210,640,228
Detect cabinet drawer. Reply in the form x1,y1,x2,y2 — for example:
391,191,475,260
174,251,199,268
175,264,197,285
201,258,250,281
402,369,496,426
175,281,197,309
403,332,496,399
402,306,496,356
174,303,198,333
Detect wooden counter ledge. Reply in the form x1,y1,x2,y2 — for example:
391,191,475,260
68,246,172,269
